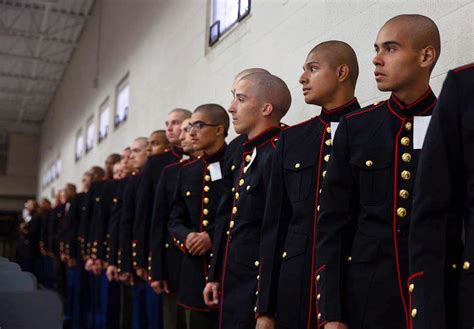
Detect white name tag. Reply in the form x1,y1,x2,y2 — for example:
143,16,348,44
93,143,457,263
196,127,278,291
181,154,190,161
330,122,340,142
244,147,257,172
209,162,222,181
413,116,432,149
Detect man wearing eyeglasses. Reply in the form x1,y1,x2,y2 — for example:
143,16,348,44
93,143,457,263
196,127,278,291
149,118,202,329
133,109,191,329
168,104,229,329
203,72,291,329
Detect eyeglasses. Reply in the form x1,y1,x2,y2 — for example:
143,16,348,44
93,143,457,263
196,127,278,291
184,121,219,133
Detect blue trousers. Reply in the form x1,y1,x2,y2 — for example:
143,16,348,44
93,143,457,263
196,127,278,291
132,280,147,329
65,265,82,329
145,284,163,329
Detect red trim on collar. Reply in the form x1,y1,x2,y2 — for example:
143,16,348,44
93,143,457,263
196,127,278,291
346,101,384,120
321,97,358,115
243,126,281,146
454,63,474,72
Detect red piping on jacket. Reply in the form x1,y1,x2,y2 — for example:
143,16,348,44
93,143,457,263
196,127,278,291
392,120,410,329
309,126,327,329
407,272,424,329
454,63,474,72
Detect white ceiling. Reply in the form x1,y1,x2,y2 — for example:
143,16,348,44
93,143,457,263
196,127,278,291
0,0,95,134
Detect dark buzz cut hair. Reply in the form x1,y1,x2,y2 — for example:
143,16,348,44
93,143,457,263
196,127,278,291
385,14,441,71
169,108,192,119
240,72,292,118
90,166,105,178
107,153,122,165
194,103,230,137
65,183,77,193
310,40,359,87
151,129,166,135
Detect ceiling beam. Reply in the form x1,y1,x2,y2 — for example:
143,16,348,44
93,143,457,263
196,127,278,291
0,119,41,135
0,50,68,66
0,71,59,83
0,86,53,97
0,1,91,20
0,27,78,46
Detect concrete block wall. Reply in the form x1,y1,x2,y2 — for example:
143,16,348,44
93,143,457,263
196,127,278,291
38,0,474,198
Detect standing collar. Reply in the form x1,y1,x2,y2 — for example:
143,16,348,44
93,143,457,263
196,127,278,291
319,97,360,123
203,143,227,163
170,146,184,158
243,126,281,152
388,88,437,117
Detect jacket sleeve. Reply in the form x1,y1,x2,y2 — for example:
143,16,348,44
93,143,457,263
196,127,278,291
149,169,170,281
108,186,123,266
408,70,464,329
315,116,358,325
133,159,157,269
256,134,292,316
168,170,192,253
119,179,135,272
94,184,113,261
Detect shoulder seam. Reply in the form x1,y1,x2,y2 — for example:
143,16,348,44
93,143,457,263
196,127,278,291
346,101,385,120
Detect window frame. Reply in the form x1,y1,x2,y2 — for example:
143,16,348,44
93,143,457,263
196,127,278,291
208,0,251,46
85,115,95,154
75,128,84,162
98,97,111,143
114,73,130,129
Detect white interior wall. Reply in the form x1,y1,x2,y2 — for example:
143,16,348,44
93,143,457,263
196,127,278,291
38,0,474,198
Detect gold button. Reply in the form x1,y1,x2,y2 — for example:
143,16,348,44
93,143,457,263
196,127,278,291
405,122,412,132
322,171,327,178
203,197,209,204
205,175,211,182
133,252,136,256
463,261,470,270
257,275,260,280
204,186,210,192
245,154,252,162
401,170,411,180
133,262,137,266
254,307,257,312
229,221,235,228
186,191,191,197
316,275,320,281
113,198,118,203
255,290,259,296
232,187,235,192
165,243,169,248
411,308,417,318
347,256,352,262
231,165,236,171
317,313,321,320
148,256,152,261
325,139,332,146
239,179,245,186
397,207,407,218
203,208,209,216
96,197,100,202
317,205,320,211
399,189,409,199
295,163,301,169
148,276,152,281
254,261,260,267
282,252,287,258
246,185,251,191
452,264,457,269
401,137,410,146
232,207,238,215
409,283,415,293
235,192,239,200
203,220,209,227
132,242,136,247
226,231,230,235
324,154,330,162
326,126,331,133
317,293,321,300
402,153,412,162
366,160,373,167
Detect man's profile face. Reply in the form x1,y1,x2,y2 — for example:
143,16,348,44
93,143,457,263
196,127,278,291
165,112,186,144
147,132,169,156
129,140,148,170
373,22,422,93
228,79,264,135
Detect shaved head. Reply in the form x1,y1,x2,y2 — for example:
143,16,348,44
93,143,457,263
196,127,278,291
169,108,192,119
309,40,359,87
240,72,292,119
194,103,230,137
383,14,440,70
232,68,271,94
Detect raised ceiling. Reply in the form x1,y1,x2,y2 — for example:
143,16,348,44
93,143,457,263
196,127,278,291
0,0,95,134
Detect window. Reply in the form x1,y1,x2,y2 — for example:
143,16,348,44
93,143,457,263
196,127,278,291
75,128,84,162
98,98,110,143
55,158,62,178
209,0,250,46
86,116,95,153
115,75,129,128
